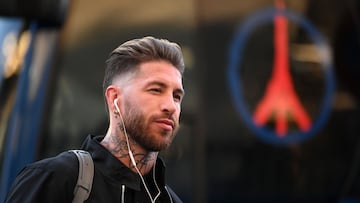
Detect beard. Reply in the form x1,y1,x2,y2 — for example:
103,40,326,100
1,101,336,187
121,101,179,151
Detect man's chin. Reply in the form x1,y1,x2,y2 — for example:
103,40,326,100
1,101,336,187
141,130,175,151
146,139,172,152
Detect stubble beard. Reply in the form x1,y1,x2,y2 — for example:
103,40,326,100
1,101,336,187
121,103,179,152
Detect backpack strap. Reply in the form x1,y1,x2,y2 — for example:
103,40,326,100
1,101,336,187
70,150,94,203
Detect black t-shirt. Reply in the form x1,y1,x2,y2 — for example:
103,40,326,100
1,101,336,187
5,135,182,203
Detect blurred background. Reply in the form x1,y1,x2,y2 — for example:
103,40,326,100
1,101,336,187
0,0,360,202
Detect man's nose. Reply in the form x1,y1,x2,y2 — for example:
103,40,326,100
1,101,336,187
160,95,177,114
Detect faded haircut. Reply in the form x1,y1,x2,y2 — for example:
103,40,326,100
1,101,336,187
103,36,185,95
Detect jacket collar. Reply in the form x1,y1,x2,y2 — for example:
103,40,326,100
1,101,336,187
81,135,167,191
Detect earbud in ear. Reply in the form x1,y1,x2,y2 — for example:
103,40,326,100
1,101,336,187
114,98,121,114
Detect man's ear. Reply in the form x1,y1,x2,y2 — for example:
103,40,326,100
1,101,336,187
105,85,121,113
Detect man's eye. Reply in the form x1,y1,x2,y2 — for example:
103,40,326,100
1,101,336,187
174,94,182,102
150,88,161,93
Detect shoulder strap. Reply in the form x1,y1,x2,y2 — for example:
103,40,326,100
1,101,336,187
70,150,94,203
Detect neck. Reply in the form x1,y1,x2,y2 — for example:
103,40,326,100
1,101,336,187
101,127,158,175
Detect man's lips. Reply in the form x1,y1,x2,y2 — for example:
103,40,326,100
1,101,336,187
154,118,175,130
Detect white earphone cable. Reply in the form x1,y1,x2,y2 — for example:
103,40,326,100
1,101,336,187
114,99,161,203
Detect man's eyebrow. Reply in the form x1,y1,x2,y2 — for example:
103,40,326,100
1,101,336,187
147,81,166,88
175,87,185,96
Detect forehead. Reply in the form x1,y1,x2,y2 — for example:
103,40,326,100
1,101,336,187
134,60,183,87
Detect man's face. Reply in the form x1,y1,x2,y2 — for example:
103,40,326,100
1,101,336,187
119,60,184,151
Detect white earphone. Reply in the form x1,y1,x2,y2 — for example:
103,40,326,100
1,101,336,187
113,98,121,114
113,98,137,167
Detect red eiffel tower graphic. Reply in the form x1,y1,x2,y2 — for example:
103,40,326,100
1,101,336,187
253,0,311,136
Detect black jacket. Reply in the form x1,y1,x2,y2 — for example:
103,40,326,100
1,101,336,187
5,135,182,203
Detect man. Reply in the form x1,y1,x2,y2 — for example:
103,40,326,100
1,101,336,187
5,36,185,203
